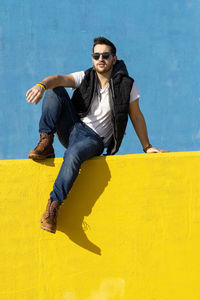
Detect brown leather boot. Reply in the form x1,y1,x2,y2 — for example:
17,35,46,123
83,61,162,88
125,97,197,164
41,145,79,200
40,200,60,233
28,132,55,160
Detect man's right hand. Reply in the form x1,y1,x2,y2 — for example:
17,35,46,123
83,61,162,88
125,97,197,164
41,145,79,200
26,74,76,104
26,84,45,105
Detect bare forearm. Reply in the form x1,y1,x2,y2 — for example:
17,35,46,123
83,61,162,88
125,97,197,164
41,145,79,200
40,75,62,89
40,74,75,89
131,113,150,149
26,74,75,104
129,99,168,153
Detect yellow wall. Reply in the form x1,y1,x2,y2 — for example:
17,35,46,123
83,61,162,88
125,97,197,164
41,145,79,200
1,152,200,300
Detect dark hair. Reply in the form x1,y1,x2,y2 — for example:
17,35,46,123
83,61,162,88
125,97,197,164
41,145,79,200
93,37,116,55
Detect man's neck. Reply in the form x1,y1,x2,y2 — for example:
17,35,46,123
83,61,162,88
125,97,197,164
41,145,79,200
96,70,112,89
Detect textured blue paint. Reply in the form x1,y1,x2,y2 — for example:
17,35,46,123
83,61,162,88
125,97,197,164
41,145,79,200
0,0,200,159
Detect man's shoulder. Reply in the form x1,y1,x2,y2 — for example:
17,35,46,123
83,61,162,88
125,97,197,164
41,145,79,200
70,71,85,88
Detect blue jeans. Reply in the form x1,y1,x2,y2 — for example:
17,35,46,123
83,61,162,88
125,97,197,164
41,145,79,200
39,87,104,204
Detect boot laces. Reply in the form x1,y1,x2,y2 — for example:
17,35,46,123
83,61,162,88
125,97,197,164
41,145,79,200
34,135,48,150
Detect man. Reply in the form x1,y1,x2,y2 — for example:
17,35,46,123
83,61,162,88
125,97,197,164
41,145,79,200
26,37,167,234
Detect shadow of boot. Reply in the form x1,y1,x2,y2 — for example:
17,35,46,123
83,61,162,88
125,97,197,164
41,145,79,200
30,157,55,167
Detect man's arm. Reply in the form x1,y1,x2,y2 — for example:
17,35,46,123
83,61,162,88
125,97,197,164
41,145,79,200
129,98,167,153
26,74,76,104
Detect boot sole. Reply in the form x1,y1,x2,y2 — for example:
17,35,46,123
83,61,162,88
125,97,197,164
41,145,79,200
40,225,56,233
40,218,56,234
28,153,55,160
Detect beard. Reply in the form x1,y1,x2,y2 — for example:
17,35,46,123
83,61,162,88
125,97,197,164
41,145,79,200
94,61,114,74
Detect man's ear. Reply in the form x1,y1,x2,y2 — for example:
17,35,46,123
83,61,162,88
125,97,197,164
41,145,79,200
113,56,117,65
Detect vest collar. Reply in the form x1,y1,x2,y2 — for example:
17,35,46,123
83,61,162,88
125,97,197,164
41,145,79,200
111,60,129,78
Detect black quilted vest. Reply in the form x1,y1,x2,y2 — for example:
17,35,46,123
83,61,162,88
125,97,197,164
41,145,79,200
71,60,134,155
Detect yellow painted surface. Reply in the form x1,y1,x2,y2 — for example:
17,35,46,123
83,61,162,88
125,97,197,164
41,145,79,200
0,152,200,299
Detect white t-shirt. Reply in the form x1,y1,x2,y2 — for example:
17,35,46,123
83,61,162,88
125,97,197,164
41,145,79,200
71,71,140,146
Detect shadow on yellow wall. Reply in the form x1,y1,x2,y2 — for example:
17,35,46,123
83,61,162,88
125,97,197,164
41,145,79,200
58,158,111,255
33,156,111,255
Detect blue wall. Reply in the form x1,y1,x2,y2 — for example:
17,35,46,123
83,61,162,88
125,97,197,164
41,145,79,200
0,0,200,159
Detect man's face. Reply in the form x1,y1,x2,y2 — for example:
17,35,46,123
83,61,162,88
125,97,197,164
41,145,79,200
92,44,117,75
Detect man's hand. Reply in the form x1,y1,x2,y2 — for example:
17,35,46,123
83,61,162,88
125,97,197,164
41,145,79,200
146,147,168,153
26,74,76,105
26,84,45,104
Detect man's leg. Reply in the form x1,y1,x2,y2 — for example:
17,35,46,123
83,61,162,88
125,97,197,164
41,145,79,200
28,87,83,233
40,122,104,233
29,87,79,159
50,122,104,203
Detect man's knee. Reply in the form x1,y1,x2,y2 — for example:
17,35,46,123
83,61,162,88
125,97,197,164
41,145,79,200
52,87,70,100
63,148,81,166
43,87,70,108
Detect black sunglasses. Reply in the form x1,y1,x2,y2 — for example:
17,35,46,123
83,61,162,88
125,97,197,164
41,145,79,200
92,52,113,60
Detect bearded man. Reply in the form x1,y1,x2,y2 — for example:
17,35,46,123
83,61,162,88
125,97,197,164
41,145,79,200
26,37,166,233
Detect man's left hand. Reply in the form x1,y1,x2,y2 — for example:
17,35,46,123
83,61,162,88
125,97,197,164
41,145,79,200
146,147,168,153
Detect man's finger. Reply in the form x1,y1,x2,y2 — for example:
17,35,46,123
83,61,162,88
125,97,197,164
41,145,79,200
27,91,37,102
32,92,42,104
26,91,35,102
159,149,169,153
27,90,40,103
26,89,32,97
147,147,168,153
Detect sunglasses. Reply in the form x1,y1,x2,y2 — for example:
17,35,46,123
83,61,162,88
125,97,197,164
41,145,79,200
92,52,113,60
